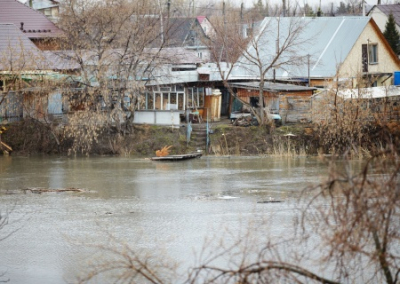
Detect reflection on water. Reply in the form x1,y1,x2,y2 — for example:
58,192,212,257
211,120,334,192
0,155,362,283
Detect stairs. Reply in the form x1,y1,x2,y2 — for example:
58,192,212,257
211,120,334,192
189,123,208,151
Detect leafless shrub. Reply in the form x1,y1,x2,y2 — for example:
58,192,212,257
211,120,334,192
64,110,108,154
299,148,400,284
74,231,178,284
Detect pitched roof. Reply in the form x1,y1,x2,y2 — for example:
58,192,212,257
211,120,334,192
197,16,206,24
0,0,63,38
369,4,400,26
230,17,372,80
165,18,197,47
0,24,75,71
0,23,45,70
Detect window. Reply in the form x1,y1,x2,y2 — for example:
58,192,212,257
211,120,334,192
162,93,169,110
171,64,197,72
368,44,378,64
186,87,204,109
141,85,204,110
147,93,154,109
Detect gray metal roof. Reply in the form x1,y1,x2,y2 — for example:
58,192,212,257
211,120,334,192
230,81,316,93
230,17,370,81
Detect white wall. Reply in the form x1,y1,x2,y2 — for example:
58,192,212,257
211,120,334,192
134,110,181,126
369,8,400,34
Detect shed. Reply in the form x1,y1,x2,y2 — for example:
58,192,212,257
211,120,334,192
230,82,316,124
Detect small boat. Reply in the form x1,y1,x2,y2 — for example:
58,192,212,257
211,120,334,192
151,152,202,161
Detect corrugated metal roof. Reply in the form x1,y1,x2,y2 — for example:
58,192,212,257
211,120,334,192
230,81,316,92
42,50,80,70
0,0,63,38
230,17,370,80
0,23,45,70
0,24,74,71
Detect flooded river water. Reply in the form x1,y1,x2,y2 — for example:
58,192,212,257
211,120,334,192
0,155,359,283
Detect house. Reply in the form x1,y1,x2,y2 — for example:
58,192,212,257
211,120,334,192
18,0,60,22
159,17,212,62
0,0,63,50
230,17,400,89
0,24,76,123
367,4,400,35
196,16,215,38
133,48,221,126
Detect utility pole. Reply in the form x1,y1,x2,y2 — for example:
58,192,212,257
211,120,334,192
158,0,164,44
219,1,226,64
282,0,286,17
240,2,244,38
362,0,365,16
307,54,310,87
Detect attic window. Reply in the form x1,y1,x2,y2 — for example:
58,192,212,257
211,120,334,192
368,44,378,64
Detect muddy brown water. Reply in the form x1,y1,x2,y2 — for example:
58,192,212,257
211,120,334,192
0,155,361,283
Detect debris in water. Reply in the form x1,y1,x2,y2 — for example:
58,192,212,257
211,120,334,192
22,187,85,193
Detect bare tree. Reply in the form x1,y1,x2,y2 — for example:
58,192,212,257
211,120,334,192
75,232,178,284
56,0,171,153
207,16,310,126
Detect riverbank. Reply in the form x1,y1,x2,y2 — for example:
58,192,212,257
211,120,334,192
1,118,400,157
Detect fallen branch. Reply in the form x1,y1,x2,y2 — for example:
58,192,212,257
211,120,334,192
0,141,12,152
22,187,85,193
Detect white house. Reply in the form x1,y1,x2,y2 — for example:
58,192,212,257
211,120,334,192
367,4,400,35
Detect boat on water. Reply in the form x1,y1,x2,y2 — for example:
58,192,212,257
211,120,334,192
150,152,202,161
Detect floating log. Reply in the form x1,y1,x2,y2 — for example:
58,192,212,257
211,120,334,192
22,187,85,193
257,200,283,204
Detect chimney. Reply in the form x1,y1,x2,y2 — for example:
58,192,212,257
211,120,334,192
29,0,33,8
20,22,24,31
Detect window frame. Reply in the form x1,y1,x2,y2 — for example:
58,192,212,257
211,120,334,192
368,43,378,64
